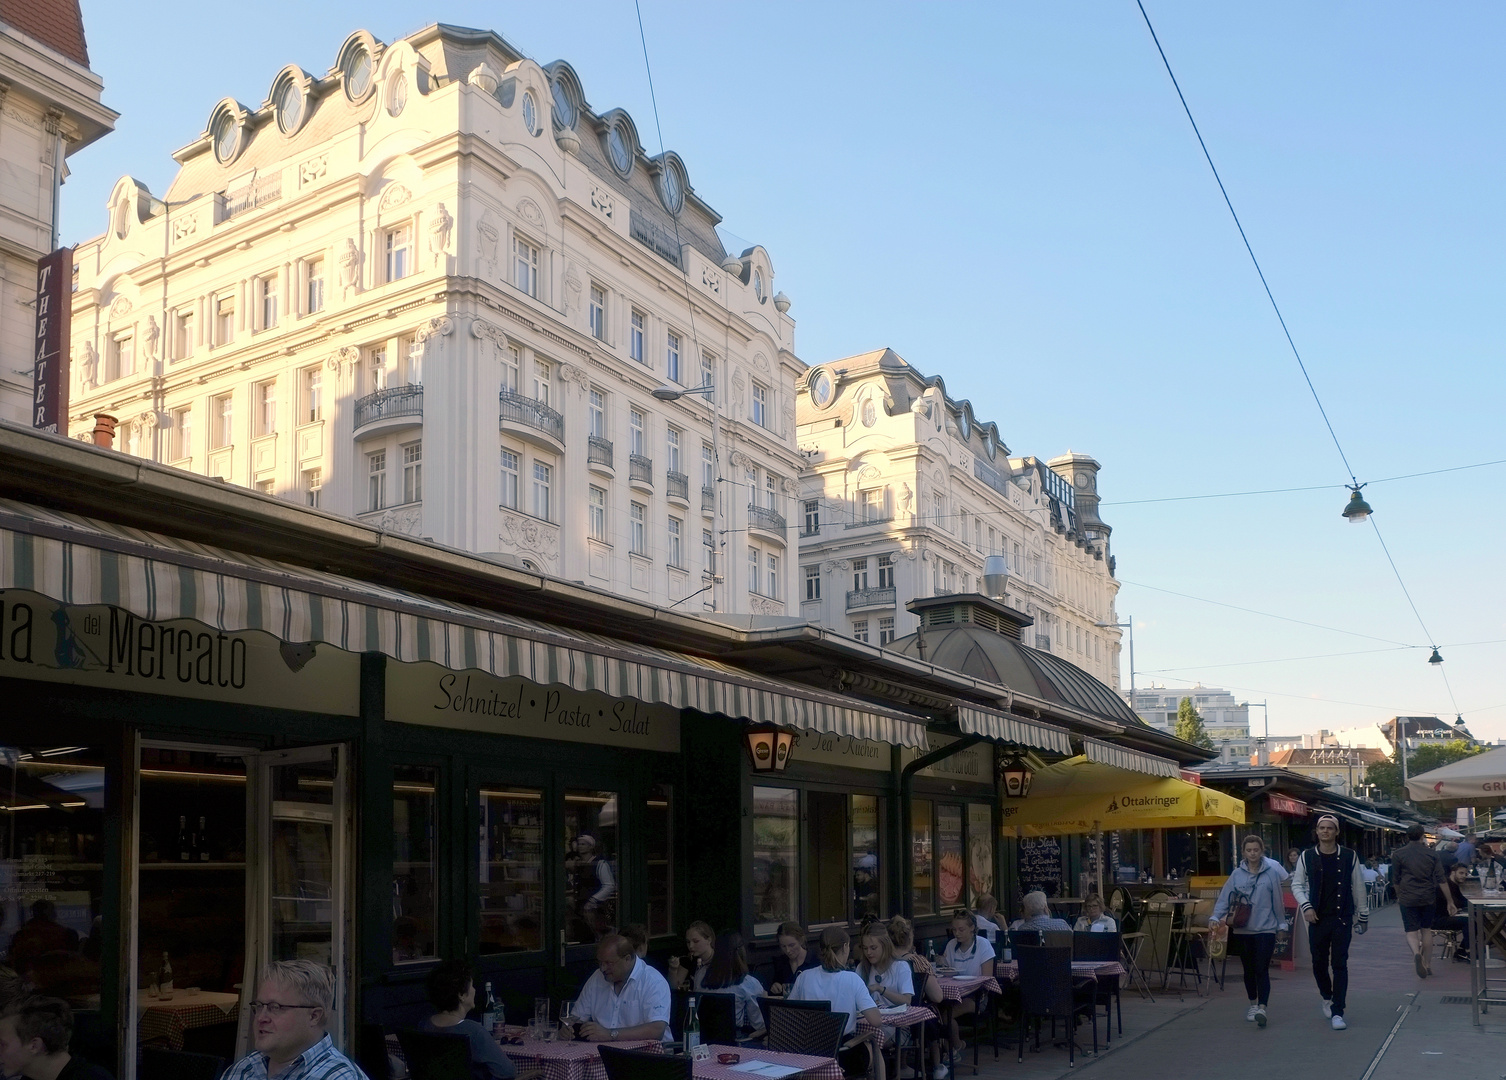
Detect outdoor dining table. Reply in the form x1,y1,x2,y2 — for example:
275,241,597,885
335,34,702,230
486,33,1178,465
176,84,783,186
695,1044,842,1080
856,1005,932,1079
931,975,1001,1076
497,1028,661,1080
993,960,1124,982
136,988,240,1051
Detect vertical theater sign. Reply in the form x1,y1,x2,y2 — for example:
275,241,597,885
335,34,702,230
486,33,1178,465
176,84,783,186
33,248,72,433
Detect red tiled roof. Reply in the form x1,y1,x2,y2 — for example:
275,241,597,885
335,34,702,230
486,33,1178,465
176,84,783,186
1270,747,1388,768
0,0,89,67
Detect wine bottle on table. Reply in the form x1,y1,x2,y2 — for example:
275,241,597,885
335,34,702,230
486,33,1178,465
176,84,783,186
198,815,210,861
684,996,699,1054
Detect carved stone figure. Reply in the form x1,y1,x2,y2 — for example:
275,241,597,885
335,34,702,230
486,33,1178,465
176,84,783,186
561,265,582,315
79,341,98,389
899,483,914,515
144,316,160,359
476,210,499,278
338,238,361,290
428,203,453,266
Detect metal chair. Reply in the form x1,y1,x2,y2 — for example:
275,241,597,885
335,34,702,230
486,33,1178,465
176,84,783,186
695,991,740,1045
1072,931,1122,1039
395,1030,473,1080
1015,947,1097,1069
140,1047,227,1080
599,1045,693,1080
763,1001,845,1059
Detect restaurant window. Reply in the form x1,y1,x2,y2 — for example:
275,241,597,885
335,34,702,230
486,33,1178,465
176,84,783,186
936,804,965,911
1,745,108,1003
646,784,673,936
392,765,438,963
563,790,619,945
479,787,543,953
806,790,846,925
852,795,881,923
910,798,934,915
752,787,798,937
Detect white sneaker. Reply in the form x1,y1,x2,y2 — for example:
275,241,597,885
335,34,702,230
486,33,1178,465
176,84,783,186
1331,1015,1347,1031
1321,1000,1332,1018
932,1067,949,1080
1255,1005,1268,1028
1246,1005,1260,1022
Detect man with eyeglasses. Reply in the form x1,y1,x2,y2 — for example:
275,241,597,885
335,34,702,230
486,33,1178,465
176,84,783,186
224,960,367,1080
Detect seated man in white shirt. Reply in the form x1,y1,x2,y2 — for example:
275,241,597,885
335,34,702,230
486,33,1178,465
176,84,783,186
1073,894,1116,933
570,934,673,1044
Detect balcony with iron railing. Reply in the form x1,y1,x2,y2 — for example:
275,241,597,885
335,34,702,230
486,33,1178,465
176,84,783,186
702,485,716,514
629,454,654,490
747,503,787,537
354,384,423,434
499,389,564,449
844,510,894,529
666,470,689,503
847,586,897,611
587,435,614,474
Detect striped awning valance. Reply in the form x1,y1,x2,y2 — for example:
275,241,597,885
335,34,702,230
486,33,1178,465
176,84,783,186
0,499,929,748
1081,737,1181,778
955,705,1071,755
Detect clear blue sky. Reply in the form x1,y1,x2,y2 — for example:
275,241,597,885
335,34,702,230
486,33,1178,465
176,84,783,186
62,2,1506,742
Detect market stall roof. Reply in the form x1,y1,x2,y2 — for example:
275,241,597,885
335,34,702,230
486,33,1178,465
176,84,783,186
1081,737,1180,778
0,497,931,748
1405,745,1506,804
1001,755,1245,836
955,704,1072,755
1313,802,1407,832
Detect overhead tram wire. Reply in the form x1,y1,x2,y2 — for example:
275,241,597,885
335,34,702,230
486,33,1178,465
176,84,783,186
1134,0,1454,679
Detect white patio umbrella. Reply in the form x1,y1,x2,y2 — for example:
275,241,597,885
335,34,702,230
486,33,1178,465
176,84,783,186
1405,745,1506,803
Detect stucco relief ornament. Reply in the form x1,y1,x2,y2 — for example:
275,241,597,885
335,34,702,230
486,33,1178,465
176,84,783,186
749,596,783,616
899,483,914,515
470,318,509,350
172,216,196,243
476,211,499,277
467,63,500,95
78,342,98,388
856,464,881,484
516,198,545,228
589,186,615,220
299,154,328,186
325,345,359,372
144,316,160,359
109,296,133,320
700,265,721,295
499,511,559,569
338,238,362,290
557,363,589,388
428,203,453,267
415,315,453,345
379,183,412,212
378,506,422,536
780,477,800,495
728,450,753,471
561,266,582,315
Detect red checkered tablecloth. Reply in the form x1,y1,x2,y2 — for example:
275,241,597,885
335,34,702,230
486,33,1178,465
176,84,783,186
502,1032,660,1080
856,1005,933,1042
694,1044,841,1080
934,976,1001,1001
993,961,1123,982
137,990,239,1051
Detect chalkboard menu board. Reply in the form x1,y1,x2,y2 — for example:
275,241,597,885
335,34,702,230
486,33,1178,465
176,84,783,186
1018,835,1063,898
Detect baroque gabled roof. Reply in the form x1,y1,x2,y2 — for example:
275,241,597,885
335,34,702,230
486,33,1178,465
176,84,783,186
0,0,89,67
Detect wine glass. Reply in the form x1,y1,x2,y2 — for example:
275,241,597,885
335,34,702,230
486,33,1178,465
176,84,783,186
560,1000,576,1039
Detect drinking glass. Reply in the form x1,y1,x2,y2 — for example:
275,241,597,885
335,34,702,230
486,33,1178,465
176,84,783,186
534,997,551,1026
541,1021,559,1043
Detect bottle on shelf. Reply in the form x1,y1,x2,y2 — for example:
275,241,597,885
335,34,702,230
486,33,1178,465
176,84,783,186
177,816,190,861
683,995,700,1054
198,816,210,861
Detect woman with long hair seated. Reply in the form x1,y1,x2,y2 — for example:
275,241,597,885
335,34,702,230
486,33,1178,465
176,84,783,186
667,920,716,990
699,930,767,1040
790,927,884,1080
422,959,517,1080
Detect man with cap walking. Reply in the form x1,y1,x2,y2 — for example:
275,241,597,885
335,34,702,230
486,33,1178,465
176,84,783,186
1290,814,1369,1029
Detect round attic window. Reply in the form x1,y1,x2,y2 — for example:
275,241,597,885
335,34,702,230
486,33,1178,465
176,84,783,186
607,122,633,176
212,111,240,164
522,91,540,135
809,368,833,408
275,79,304,134
550,76,578,130
344,45,373,100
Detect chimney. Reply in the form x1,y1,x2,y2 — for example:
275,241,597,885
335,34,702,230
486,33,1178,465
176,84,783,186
91,413,118,449
1254,736,1269,767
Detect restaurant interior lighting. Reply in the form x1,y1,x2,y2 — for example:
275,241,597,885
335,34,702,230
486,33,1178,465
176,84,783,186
999,756,1033,798
744,725,795,772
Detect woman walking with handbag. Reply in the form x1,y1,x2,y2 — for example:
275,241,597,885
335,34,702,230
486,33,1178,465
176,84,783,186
1211,835,1288,1028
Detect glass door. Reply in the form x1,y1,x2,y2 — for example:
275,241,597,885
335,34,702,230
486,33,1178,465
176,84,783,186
248,745,351,1052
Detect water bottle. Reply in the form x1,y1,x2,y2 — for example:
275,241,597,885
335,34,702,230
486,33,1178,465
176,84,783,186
1002,943,1012,964
159,952,174,998
684,996,700,1054
482,981,501,1032
926,939,936,966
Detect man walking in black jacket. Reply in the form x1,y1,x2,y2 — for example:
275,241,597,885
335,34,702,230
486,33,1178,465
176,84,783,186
1290,815,1369,1029
1391,823,1445,977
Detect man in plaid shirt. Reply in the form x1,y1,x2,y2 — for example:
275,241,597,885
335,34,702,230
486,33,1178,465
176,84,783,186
223,961,367,1080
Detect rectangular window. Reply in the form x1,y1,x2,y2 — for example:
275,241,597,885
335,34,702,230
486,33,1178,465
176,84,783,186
879,617,895,645
767,554,779,601
588,486,607,541
751,382,768,427
860,488,886,523
392,764,438,964
747,546,759,594
368,449,387,511
700,352,714,388
803,500,820,534
260,274,279,330
215,296,234,346
111,334,134,381
702,529,714,575
563,789,620,945
502,346,521,394
807,789,847,925
307,257,325,314
367,346,388,394
174,311,194,361
853,619,869,643
588,389,605,437
852,794,881,923
304,467,322,508
751,786,798,937
254,379,277,437
911,799,934,915
666,331,681,383
302,366,324,423
853,559,870,591
479,787,543,953
803,565,821,602
629,309,645,362
974,519,983,551
878,553,895,588
701,442,714,488
937,804,965,911
646,784,673,936
629,408,646,457
589,284,606,340
255,479,275,495
514,235,539,297
765,473,779,511
211,393,233,448
665,427,681,474
532,461,552,520
169,406,192,461
533,358,551,406
630,501,647,555
667,516,683,568
386,224,412,282
500,449,519,509
402,442,422,503
402,334,422,385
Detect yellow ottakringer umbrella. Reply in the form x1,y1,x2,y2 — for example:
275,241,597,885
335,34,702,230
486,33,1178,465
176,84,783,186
1000,756,1245,837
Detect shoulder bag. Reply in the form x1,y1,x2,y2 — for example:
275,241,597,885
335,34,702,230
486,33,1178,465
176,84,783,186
1229,868,1263,929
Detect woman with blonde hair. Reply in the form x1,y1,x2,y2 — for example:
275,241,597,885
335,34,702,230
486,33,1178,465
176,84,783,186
791,927,884,1080
1212,834,1288,1028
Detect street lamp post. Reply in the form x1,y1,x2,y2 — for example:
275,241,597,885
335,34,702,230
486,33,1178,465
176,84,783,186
1095,617,1134,698
653,381,723,611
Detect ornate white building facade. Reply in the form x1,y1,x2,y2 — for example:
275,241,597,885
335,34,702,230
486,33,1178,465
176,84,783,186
794,348,1122,687
67,24,802,614
0,0,115,423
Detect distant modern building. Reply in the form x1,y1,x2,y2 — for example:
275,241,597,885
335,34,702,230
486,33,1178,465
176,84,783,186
1130,685,1251,759
793,348,1121,687
65,24,802,615
1267,746,1388,797
0,0,116,423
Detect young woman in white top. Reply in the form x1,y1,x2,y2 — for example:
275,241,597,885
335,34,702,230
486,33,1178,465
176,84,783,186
939,910,995,1056
858,927,914,1058
791,926,884,1080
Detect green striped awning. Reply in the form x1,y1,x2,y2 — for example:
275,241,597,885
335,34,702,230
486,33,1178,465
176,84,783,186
1081,737,1180,778
0,499,929,748
954,704,1071,754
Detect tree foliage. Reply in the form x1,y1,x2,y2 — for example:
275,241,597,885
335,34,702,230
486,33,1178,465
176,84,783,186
1175,697,1215,751
1365,739,1486,801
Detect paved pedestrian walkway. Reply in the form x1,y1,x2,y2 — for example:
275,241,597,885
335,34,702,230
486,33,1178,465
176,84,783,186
958,903,1504,1080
